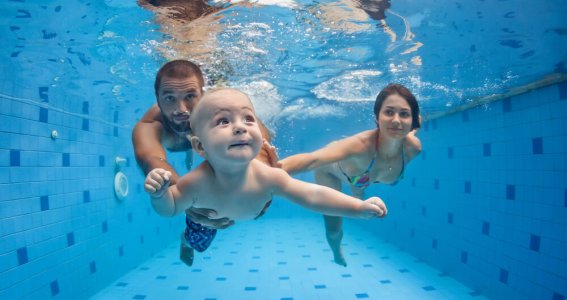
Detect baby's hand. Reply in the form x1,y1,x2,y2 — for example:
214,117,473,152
144,168,172,198
360,197,388,218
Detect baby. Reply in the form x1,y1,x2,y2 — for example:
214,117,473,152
144,88,387,239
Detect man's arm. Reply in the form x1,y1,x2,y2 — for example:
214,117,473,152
132,120,182,184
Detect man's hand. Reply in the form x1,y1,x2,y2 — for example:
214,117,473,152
145,168,172,198
185,208,235,229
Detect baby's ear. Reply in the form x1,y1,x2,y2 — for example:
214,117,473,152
190,135,206,158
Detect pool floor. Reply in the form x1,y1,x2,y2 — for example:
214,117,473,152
92,217,487,300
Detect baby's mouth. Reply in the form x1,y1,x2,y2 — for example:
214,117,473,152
229,142,250,149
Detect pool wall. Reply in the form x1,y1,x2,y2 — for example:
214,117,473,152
358,81,567,300
0,90,183,299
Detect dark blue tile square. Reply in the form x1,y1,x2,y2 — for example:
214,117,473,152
482,222,490,235
83,191,90,203
156,275,166,279
82,101,89,114
10,150,20,167
506,185,515,200
363,264,372,268
499,268,508,283
448,213,453,224
67,232,74,246
216,277,226,281
50,280,59,296
102,221,108,233
432,239,437,249
279,276,290,280
119,246,124,257
99,155,105,167
559,82,567,100
342,274,352,278
191,269,202,272
177,286,189,290
502,98,512,112
462,111,469,122
40,196,49,211
17,247,28,265
432,119,437,129
128,213,132,223
483,143,491,156
114,111,119,122
529,234,540,252
62,153,70,167
553,292,565,300
465,181,471,194
422,286,436,291
244,287,256,291
314,284,326,289
116,282,128,287
461,251,468,264
380,280,392,284
90,261,96,274
448,147,453,159
140,235,144,244
39,87,49,102
434,179,439,190
39,108,48,123
355,293,369,298
281,298,294,300
399,269,409,273
114,127,118,137
82,119,89,131
249,269,259,273
133,295,146,299
411,178,416,187
421,206,427,216
532,137,543,154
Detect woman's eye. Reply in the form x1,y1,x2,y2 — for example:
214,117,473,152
384,110,394,116
400,111,411,118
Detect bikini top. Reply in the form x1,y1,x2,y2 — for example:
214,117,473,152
338,136,405,189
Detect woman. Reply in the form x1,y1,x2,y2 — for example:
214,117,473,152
279,83,422,266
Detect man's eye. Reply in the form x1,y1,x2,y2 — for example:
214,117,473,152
164,96,175,102
185,94,195,100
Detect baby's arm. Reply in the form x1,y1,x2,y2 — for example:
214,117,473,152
145,167,198,217
268,168,387,218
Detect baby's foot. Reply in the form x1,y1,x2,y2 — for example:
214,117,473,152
179,233,194,267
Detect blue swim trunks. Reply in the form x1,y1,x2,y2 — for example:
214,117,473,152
184,216,217,252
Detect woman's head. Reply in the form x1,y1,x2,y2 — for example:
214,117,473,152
373,83,420,130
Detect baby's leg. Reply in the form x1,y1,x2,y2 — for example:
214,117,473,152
316,168,347,267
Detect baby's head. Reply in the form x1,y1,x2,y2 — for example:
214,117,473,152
189,88,263,166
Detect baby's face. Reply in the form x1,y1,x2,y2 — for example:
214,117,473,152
192,89,263,165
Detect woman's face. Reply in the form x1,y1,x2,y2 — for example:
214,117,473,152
376,93,413,139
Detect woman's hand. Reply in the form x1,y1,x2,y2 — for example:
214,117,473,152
185,207,235,229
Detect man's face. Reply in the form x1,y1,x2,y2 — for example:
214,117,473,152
157,75,203,134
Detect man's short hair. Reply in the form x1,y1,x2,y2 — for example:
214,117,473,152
154,60,205,96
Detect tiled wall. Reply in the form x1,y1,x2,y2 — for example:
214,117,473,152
360,82,567,300
0,90,183,299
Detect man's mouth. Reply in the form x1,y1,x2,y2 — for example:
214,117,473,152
173,115,190,122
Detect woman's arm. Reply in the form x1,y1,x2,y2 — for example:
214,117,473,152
279,133,367,175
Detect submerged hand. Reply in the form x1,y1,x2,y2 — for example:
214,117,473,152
144,168,172,198
185,207,235,229
360,196,388,218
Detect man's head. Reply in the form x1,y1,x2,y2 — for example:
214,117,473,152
189,88,263,166
155,60,205,135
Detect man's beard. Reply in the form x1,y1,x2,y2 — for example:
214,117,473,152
162,113,191,136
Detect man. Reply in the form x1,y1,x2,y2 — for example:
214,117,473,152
132,60,276,266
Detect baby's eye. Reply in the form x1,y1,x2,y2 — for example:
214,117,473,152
244,115,255,123
216,118,229,125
